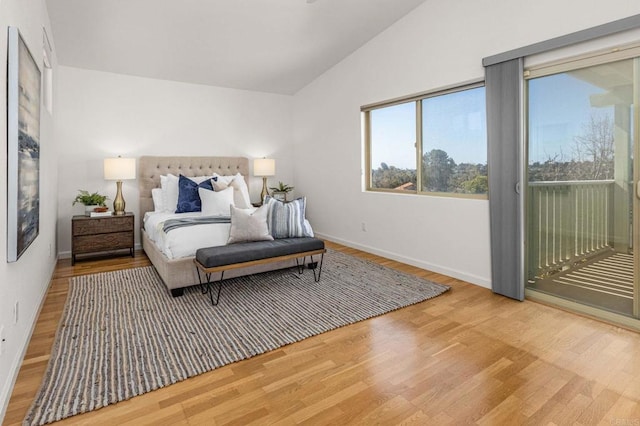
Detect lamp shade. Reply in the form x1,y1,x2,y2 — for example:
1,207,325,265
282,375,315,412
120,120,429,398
253,158,275,177
104,157,136,180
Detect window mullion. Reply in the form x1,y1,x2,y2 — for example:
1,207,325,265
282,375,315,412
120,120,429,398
364,111,372,190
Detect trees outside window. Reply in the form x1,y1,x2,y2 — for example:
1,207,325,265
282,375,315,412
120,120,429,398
365,83,488,197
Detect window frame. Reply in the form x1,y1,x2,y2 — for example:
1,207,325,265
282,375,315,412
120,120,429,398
362,80,488,199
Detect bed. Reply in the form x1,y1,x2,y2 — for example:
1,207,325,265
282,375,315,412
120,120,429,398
139,156,297,296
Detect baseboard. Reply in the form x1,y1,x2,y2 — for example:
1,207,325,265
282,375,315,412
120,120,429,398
315,232,491,288
0,260,57,423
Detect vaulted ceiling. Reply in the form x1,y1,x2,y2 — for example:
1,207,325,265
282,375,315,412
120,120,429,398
45,0,428,94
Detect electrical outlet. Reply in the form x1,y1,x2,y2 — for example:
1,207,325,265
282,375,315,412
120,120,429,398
361,222,367,232
13,301,19,324
0,325,5,356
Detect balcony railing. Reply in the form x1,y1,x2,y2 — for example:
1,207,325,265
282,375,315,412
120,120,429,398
527,180,615,279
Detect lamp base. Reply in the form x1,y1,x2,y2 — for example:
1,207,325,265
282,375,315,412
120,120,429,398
113,181,126,215
260,177,270,203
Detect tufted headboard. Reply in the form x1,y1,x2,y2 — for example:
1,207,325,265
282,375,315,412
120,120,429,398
138,156,250,218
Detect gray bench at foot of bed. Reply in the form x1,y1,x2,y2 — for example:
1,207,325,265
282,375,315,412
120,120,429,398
194,237,326,305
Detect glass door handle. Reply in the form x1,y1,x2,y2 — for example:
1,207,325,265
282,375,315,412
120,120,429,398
637,181,640,199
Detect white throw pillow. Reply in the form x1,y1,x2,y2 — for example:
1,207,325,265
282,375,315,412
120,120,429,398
159,175,168,210
211,174,234,185
199,187,234,216
151,188,164,212
160,173,180,212
227,204,273,244
212,173,252,209
230,173,252,208
190,175,213,184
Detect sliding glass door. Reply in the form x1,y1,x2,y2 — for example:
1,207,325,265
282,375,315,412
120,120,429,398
525,56,639,318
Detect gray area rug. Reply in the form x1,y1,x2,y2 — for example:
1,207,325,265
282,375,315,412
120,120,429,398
25,249,450,425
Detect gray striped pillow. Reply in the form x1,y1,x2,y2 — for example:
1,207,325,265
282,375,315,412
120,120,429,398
265,196,312,238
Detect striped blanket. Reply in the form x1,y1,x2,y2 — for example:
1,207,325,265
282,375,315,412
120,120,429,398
162,216,231,233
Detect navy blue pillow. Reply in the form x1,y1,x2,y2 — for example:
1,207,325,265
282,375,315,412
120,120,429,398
175,175,214,213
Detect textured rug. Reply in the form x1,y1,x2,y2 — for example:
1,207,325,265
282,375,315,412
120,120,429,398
25,249,450,425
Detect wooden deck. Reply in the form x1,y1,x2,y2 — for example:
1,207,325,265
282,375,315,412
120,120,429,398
528,251,634,317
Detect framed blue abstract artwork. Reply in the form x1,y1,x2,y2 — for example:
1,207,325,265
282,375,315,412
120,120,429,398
7,27,41,262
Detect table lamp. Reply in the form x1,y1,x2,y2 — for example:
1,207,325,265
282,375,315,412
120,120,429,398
104,156,136,215
253,158,275,203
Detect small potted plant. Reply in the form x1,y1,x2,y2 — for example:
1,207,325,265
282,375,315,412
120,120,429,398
269,182,294,202
73,190,109,215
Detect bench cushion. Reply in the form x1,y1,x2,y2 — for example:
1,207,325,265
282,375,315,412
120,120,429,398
195,237,325,268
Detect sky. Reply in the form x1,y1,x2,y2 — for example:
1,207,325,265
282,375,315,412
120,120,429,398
370,87,486,170
527,70,624,164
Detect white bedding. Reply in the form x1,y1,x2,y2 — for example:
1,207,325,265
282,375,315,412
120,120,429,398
144,210,314,260
144,211,234,259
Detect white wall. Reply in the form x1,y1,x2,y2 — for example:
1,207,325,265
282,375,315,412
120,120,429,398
292,0,640,288
0,0,59,421
56,67,293,256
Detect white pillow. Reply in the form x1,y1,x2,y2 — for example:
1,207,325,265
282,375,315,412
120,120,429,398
190,175,213,184
151,188,164,212
160,173,179,212
211,174,234,185
227,204,273,244
231,173,252,208
199,187,234,216
213,173,252,209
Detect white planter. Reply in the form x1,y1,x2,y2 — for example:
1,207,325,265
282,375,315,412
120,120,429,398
84,205,99,216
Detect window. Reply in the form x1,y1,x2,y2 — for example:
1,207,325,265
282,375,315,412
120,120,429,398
363,83,488,197
527,62,626,182
369,101,417,191
421,86,487,194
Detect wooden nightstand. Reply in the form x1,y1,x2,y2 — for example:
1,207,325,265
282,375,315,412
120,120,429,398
71,213,135,265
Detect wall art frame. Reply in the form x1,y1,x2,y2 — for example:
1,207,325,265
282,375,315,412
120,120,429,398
7,26,41,262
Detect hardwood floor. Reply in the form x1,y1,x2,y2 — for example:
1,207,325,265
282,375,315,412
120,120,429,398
4,242,640,425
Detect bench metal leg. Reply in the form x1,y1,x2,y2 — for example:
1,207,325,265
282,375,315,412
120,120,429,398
309,253,324,282
295,256,306,274
196,267,206,293
294,253,325,282
196,267,225,306
208,272,224,306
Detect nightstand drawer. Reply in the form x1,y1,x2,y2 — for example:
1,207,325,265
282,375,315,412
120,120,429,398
73,216,133,236
71,212,135,264
73,232,133,254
